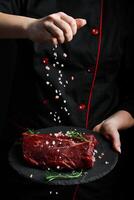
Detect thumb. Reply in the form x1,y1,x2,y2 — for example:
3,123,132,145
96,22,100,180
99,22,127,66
76,18,87,29
93,122,104,132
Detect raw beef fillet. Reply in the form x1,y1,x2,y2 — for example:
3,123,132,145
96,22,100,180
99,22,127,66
22,131,98,170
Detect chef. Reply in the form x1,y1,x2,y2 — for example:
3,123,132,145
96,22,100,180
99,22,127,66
0,0,134,199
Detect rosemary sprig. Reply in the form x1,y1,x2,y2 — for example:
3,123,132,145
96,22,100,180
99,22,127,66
66,130,88,142
44,170,83,182
28,129,35,134
27,129,40,134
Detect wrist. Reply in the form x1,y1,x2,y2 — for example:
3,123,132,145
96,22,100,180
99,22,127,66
102,118,119,130
0,13,37,39
103,110,134,130
22,17,37,39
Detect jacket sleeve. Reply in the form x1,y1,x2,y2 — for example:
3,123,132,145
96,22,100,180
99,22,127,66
0,0,25,15
0,0,26,132
118,4,134,118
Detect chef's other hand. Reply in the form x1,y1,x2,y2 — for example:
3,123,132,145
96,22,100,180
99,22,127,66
27,12,87,44
93,111,134,153
93,120,121,153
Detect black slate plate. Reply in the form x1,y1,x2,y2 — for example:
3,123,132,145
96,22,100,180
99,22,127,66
8,126,118,185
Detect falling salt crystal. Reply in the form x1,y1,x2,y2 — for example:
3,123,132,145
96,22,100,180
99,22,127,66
71,76,74,80
57,166,60,169
63,85,66,88
57,149,60,152
54,57,57,60
46,141,49,145
68,113,70,115
55,89,58,93
48,168,51,171
49,133,52,136
55,44,58,48
46,81,50,85
59,81,63,85
53,52,57,57
54,118,56,122
45,66,50,70
61,64,64,67
94,149,98,153
61,107,63,109
60,74,63,77
105,161,109,165
56,192,59,195
50,84,53,87
59,70,61,74
64,108,68,112
57,116,60,120
30,174,33,178
49,191,53,195
63,53,67,57
53,64,56,67
98,156,102,159
63,100,67,103
52,141,56,145
56,62,59,65
55,95,60,99
101,153,104,156
59,120,61,123
46,74,49,77
58,77,61,81
59,93,62,96
66,81,68,84
50,112,52,115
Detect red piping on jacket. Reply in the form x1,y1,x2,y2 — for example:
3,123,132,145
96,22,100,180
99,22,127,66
72,0,104,199
85,0,104,129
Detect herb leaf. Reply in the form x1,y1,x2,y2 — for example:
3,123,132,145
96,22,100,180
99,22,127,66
27,129,40,134
66,130,88,142
27,129,35,134
44,170,83,182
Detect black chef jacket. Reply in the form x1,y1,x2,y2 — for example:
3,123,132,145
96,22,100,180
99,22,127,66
0,0,134,200
0,0,134,132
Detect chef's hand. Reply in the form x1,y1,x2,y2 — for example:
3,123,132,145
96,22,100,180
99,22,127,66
93,119,121,153
93,110,134,153
27,12,87,44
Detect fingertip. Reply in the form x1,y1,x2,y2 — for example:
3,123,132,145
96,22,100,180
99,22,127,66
76,18,87,28
114,146,121,154
118,146,121,154
81,19,87,25
51,37,58,45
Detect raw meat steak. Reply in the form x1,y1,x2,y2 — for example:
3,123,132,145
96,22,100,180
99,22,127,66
22,131,98,170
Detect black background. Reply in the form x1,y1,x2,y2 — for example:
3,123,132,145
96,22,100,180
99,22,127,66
0,1,134,199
